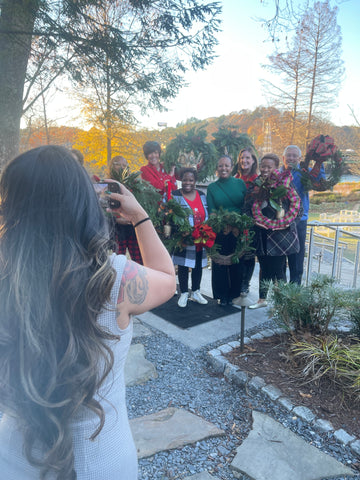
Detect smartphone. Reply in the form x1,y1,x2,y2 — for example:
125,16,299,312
93,182,121,209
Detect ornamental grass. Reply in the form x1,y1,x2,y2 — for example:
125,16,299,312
291,335,360,402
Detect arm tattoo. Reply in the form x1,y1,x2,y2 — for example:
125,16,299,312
118,261,148,305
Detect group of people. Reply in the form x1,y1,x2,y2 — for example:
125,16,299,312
108,141,209,309
108,141,317,310
0,140,321,478
172,145,318,309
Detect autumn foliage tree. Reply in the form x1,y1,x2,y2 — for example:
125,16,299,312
74,125,150,177
0,0,221,168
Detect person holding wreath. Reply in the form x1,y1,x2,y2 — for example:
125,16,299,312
109,155,143,264
282,144,325,285
246,153,302,309
206,155,247,306
172,168,209,307
140,140,177,199
234,147,259,296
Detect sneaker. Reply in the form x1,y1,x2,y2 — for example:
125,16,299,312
191,290,208,305
178,292,189,308
248,300,268,310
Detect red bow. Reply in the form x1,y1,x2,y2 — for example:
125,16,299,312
306,135,337,160
192,224,216,248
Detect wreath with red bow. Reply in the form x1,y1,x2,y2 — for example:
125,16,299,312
299,135,344,192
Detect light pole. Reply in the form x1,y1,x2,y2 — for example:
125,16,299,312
233,296,252,352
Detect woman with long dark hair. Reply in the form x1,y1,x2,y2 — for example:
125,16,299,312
0,146,176,479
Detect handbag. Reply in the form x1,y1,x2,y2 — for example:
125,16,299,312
267,222,300,256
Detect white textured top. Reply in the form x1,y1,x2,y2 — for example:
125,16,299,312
0,254,138,479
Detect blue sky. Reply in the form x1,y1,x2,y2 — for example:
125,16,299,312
138,0,360,129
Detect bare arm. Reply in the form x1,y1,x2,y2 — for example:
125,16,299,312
106,181,176,328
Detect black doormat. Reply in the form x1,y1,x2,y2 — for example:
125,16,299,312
151,295,239,329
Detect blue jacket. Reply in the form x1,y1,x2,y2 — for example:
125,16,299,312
284,165,325,221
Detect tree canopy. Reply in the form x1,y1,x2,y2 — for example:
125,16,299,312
262,0,344,149
0,0,221,167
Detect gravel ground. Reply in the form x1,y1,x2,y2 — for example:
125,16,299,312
127,320,360,480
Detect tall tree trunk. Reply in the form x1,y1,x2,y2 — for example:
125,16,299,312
105,58,112,165
305,21,320,146
40,79,50,144
0,0,39,169
290,32,304,145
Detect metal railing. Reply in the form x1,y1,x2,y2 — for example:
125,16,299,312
305,221,360,288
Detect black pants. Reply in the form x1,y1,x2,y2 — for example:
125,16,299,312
287,219,307,284
239,256,255,292
211,232,242,302
258,254,286,299
178,249,204,293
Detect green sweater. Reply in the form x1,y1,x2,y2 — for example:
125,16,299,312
206,177,247,214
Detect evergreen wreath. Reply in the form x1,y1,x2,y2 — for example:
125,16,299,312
251,170,301,230
298,135,345,192
211,127,256,165
204,208,255,264
110,167,161,225
156,199,193,253
162,127,218,182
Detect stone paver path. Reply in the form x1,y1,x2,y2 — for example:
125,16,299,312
127,318,357,479
130,407,224,459
125,343,157,387
230,411,356,480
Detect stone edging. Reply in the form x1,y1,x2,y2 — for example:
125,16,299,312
207,326,360,459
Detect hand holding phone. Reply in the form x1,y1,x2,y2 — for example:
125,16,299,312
103,181,149,225
93,182,121,209
106,182,121,209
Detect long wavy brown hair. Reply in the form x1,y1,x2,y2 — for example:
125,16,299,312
236,147,258,177
0,146,118,479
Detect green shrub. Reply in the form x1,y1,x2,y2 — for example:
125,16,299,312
267,275,350,334
345,292,360,337
350,307,360,337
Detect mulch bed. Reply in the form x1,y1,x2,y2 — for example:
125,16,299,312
224,332,360,439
